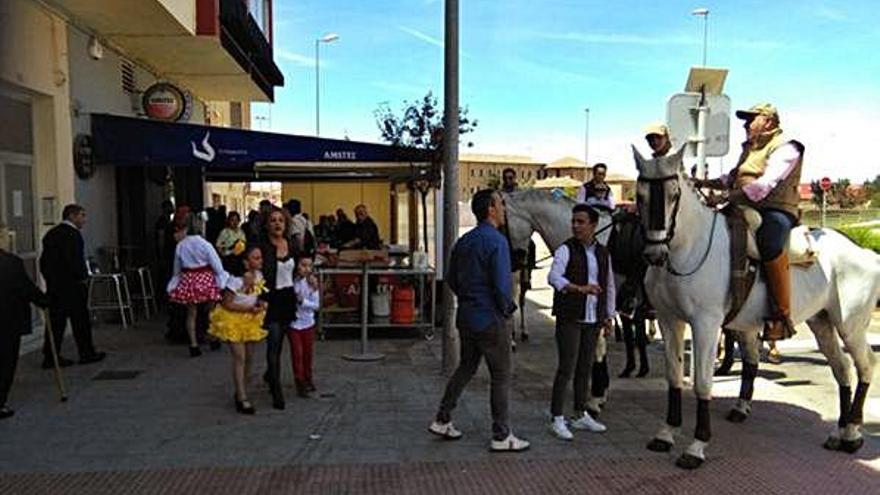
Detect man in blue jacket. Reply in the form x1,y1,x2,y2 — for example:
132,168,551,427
428,189,529,452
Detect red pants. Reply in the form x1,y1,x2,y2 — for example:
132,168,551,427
287,327,315,383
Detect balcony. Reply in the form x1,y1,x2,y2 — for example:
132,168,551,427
48,0,283,102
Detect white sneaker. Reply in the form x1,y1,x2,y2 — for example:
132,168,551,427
550,418,574,441
570,413,607,433
428,421,463,440
490,433,530,452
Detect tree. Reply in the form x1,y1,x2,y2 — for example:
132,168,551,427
374,92,478,250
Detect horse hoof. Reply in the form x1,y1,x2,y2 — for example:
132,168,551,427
822,436,842,451
726,408,749,424
675,453,704,470
646,438,673,453
840,437,864,454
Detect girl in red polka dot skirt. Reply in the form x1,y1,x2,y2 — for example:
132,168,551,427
167,211,229,357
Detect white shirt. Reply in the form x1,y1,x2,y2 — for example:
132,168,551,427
167,235,229,292
275,257,296,290
548,242,616,323
740,142,802,203
290,276,320,330
224,272,263,308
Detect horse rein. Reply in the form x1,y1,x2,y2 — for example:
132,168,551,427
637,174,719,277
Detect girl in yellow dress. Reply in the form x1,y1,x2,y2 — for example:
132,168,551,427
209,245,267,414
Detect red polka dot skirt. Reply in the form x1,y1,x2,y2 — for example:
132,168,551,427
169,266,221,305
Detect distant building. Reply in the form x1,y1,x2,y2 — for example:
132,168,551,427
544,157,589,182
458,154,546,199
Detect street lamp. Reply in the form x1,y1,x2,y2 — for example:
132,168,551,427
315,32,339,136
691,8,709,66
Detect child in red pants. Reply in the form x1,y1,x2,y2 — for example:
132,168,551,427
288,257,320,397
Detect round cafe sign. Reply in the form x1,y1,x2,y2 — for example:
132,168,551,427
142,82,191,122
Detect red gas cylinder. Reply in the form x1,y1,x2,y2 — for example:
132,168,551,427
391,285,416,324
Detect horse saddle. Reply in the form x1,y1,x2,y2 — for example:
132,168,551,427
739,206,818,266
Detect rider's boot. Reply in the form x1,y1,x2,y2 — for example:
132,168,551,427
762,251,796,341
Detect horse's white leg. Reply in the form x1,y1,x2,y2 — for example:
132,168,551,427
727,330,760,423
676,319,722,470
805,313,855,451
646,318,686,453
837,324,876,454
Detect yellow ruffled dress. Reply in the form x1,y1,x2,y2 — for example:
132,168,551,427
209,274,268,343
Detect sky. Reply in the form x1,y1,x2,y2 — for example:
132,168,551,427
253,0,880,181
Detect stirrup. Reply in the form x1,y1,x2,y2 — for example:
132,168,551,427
761,317,795,341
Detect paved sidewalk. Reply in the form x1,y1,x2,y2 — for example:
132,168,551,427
1,293,878,493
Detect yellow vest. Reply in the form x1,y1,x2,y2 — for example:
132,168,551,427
733,129,803,218
733,129,786,188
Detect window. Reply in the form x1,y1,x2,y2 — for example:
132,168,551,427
479,169,483,177
470,169,474,177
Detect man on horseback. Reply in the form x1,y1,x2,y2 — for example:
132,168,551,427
644,122,672,158
577,163,616,210
696,103,804,341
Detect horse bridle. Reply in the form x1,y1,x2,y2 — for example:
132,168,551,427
637,174,718,277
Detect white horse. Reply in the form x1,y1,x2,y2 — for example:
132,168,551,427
503,188,613,255
634,146,880,469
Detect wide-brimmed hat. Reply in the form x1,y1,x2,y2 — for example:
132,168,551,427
643,122,669,137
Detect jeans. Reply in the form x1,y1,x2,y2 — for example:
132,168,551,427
551,320,600,417
265,322,287,399
756,209,796,261
436,319,512,440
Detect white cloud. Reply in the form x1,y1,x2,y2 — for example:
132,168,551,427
398,26,444,48
276,49,317,66
814,5,849,22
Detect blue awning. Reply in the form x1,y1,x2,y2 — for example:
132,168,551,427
90,114,433,169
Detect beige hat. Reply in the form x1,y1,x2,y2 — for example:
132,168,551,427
643,122,669,137
735,103,779,121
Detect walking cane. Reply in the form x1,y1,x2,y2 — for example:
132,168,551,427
42,310,68,402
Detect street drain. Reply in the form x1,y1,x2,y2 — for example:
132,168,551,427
93,370,143,381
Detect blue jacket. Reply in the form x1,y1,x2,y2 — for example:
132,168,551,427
446,221,515,331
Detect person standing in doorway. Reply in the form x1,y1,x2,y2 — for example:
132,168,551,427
547,204,616,440
40,204,106,369
428,189,529,452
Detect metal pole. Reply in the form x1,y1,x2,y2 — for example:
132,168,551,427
584,108,590,165
442,0,460,374
701,13,708,66
821,190,827,227
695,88,708,178
315,39,320,136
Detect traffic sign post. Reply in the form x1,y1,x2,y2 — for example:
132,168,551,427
667,67,730,178
820,176,832,227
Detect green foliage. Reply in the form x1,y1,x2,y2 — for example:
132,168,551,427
837,226,880,253
374,91,477,152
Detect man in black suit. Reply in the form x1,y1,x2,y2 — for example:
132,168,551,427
0,227,49,418
39,204,106,368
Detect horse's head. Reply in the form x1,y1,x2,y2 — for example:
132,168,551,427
632,145,686,266
500,190,536,255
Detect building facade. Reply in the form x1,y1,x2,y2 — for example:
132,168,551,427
458,154,546,199
1,0,282,343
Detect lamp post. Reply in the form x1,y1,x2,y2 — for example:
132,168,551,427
691,8,709,66
584,108,590,166
315,32,339,136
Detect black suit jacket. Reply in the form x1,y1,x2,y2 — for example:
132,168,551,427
40,223,89,292
0,251,48,336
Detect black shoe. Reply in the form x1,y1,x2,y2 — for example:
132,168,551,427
234,397,256,415
295,381,311,398
209,340,222,351
520,332,529,343
0,407,14,419
188,346,202,357
714,360,734,376
636,366,650,378
42,357,74,369
79,351,107,365
618,364,635,378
